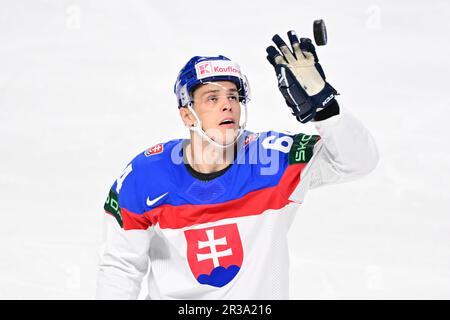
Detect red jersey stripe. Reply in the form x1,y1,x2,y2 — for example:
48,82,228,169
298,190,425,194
121,163,305,230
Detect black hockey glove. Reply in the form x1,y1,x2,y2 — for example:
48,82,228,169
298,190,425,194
266,30,338,123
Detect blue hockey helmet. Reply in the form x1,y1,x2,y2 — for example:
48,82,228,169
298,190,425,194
174,55,251,108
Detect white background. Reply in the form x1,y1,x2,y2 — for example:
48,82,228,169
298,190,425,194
0,0,449,299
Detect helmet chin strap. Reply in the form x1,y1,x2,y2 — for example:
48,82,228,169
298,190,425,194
187,103,248,149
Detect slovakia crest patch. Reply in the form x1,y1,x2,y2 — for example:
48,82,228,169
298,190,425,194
184,223,243,288
144,143,164,157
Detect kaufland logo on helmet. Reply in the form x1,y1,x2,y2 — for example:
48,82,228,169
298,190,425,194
196,61,241,79
197,62,213,76
214,65,240,73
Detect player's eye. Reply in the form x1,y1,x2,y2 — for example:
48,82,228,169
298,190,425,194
207,95,218,102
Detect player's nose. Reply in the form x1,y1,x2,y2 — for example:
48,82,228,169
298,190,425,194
221,99,232,112
221,104,231,112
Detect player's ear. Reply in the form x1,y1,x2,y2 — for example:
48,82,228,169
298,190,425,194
179,106,195,127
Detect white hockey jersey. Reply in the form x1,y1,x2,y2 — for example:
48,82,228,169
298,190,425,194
96,106,379,299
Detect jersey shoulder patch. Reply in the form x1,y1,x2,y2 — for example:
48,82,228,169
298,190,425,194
104,188,123,228
139,138,183,162
288,133,320,164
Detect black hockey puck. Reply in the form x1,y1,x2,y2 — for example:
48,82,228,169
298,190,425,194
313,19,327,46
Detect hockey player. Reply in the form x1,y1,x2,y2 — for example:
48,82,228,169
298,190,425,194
96,30,379,299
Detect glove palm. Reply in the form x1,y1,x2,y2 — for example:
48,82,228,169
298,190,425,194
267,31,337,123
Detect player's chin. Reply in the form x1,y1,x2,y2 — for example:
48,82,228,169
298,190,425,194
208,127,239,146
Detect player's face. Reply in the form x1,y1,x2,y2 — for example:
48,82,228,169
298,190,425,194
192,81,241,145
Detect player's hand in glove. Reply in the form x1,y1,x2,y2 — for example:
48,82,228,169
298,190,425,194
266,30,338,123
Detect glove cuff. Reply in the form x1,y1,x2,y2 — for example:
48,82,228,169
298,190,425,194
311,82,338,110
313,99,340,121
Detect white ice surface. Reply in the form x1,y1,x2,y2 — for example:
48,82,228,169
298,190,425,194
0,0,449,299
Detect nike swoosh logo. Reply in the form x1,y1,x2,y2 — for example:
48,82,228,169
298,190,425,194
146,192,168,207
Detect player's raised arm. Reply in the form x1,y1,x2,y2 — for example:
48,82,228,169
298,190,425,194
266,29,379,190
